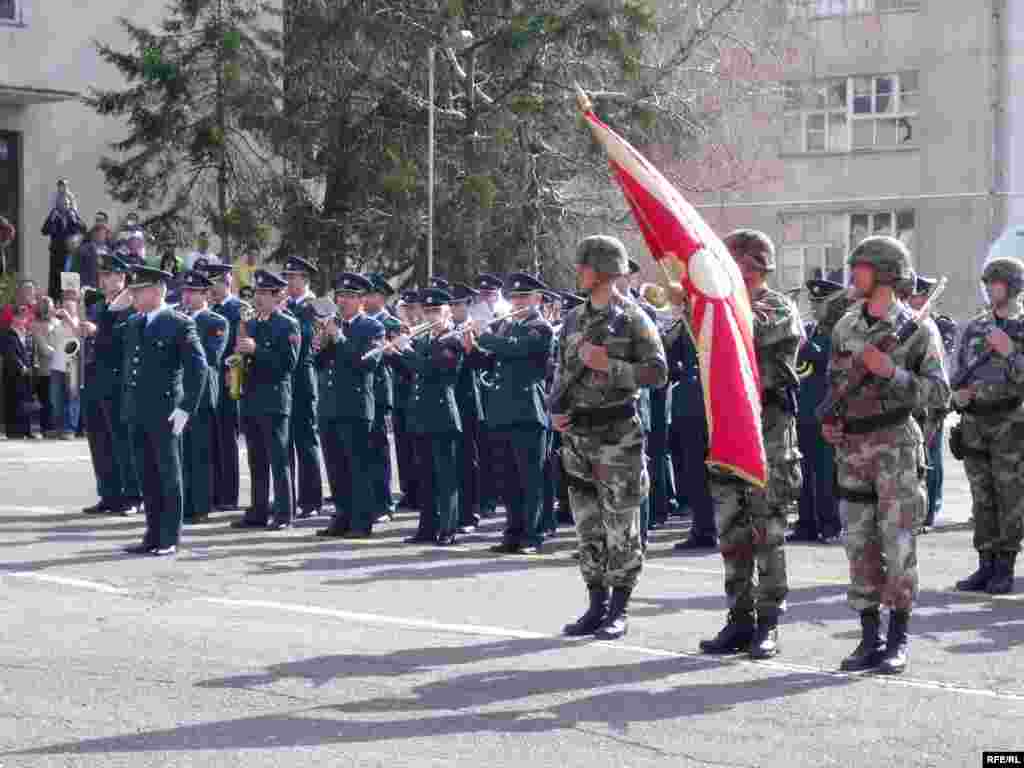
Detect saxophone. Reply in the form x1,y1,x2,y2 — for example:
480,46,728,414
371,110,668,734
225,305,255,400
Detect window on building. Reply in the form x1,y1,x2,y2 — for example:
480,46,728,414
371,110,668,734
785,73,919,153
0,0,22,24
778,209,915,287
789,0,921,17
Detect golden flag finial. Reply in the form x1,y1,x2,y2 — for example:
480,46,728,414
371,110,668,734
574,82,593,114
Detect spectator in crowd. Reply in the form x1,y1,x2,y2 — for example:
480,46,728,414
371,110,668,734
0,279,38,329
2,304,39,439
48,290,82,439
160,251,184,304
0,215,15,275
41,180,85,300
30,298,57,437
184,231,219,270
73,212,112,289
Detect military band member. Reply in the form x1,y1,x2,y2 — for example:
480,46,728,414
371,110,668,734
700,230,802,660
232,270,300,531
791,278,851,544
393,289,465,545
178,270,228,524
823,237,949,674
552,236,667,640
81,250,143,516
953,257,1024,595
315,273,385,539
201,261,249,512
120,265,208,556
392,292,421,511
366,274,400,523
450,282,484,532
282,256,325,519
464,272,554,555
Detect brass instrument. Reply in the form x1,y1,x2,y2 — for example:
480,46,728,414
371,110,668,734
65,336,81,398
361,319,443,361
225,305,255,400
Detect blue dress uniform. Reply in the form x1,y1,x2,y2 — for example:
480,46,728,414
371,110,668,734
179,271,228,523
391,289,422,511
666,317,717,548
282,256,325,518
467,273,555,554
233,270,300,529
82,251,143,516
201,262,249,511
450,283,485,531
792,279,845,543
473,273,506,519
316,273,386,538
120,266,208,555
394,289,464,544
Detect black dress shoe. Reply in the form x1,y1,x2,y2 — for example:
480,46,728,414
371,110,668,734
341,530,372,540
117,504,141,517
317,526,349,538
374,513,393,524
295,508,317,519
83,501,114,515
268,521,292,531
512,545,541,555
490,542,517,554
231,519,268,529
404,534,436,544
151,545,177,556
124,543,154,555
436,533,458,546
457,525,477,534
187,513,210,524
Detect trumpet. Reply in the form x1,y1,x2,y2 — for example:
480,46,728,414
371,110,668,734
225,305,255,400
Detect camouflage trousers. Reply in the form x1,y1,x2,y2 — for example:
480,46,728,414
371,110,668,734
562,416,647,589
961,412,1024,555
836,425,925,613
710,407,799,617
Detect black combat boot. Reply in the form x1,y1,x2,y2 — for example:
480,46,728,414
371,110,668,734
878,610,909,675
955,553,995,592
987,553,1017,595
562,585,609,637
840,609,886,672
699,610,756,654
594,586,632,640
750,610,780,659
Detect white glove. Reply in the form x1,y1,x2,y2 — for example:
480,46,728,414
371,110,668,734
168,408,189,436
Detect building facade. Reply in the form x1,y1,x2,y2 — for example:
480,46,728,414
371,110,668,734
696,0,1013,320
0,0,163,282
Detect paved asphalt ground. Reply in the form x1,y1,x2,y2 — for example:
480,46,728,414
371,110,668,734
0,435,1020,768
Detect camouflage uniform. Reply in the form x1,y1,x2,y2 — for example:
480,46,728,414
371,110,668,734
953,257,1024,594
829,236,949,675
554,235,668,640
711,286,803,619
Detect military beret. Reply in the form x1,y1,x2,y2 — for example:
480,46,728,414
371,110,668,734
253,269,287,290
450,282,478,303
806,278,845,301
505,272,548,295
914,274,937,295
239,286,255,301
429,276,451,290
181,270,212,290
420,288,453,307
333,271,375,295
129,264,174,289
561,292,585,312
476,274,504,291
281,255,318,276
368,274,396,296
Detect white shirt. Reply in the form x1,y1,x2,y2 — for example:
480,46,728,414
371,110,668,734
184,250,220,270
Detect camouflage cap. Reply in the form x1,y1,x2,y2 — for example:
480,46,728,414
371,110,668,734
575,235,629,276
847,235,912,287
723,229,776,272
982,257,1024,294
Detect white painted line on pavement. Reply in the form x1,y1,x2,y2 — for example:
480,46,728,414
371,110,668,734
199,596,1024,703
0,456,93,465
6,571,131,595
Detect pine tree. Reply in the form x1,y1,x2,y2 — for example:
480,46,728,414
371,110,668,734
88,0,282,260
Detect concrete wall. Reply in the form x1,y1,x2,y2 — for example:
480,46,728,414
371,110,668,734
0,1,165,282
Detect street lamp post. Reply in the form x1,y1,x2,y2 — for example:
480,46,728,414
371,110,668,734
426,29,474,282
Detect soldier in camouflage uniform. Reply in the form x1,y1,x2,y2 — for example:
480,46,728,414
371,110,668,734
952,256,1024,595
823,236,949,675
551,235,668,641
699,230,803,660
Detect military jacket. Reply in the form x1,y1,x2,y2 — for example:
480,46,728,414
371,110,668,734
120,308,208,426
468,309,553,429
751,287,803,397
550,294,667,414
953,307,1024,403
797,320,833,425
86,300,137,401
242,309,300,417
287,294,319,409
315,312,385,423
396,331,463,435
665,318,703,431
828,300,950,436
211,295,251,392
452,321,484,424
192,308,229,411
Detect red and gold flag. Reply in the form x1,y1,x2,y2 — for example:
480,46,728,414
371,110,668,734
577,89,766,487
